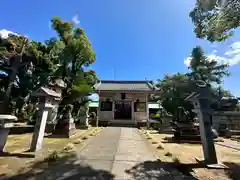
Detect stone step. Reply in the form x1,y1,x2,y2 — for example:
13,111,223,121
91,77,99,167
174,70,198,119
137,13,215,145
108,120,137,127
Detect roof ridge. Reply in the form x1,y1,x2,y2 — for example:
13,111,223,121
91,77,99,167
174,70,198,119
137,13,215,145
100,80,149,83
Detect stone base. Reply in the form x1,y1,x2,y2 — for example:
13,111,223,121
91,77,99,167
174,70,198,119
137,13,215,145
67,127,76,138
195,157,228,169
54,119,76,138
0,128,10,152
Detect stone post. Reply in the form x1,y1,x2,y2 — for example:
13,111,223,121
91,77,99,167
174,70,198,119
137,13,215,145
85,105,89,127
30,98,51,152
0,115,17,152
185,81,218,164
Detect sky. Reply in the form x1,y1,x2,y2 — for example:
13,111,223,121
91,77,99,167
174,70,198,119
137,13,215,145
1,0,240,96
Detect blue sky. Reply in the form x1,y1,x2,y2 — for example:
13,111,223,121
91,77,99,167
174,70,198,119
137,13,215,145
1,0,240,96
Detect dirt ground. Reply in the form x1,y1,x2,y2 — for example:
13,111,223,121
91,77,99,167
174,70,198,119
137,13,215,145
141,129,240,180
0,127,103,178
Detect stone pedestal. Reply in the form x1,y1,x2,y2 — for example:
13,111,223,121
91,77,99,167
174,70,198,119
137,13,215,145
79,106,90,129
0,115,17,152
79,115,89,129
55,104,76,138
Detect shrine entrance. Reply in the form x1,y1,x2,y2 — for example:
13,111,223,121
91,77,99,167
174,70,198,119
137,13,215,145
114,100,132,120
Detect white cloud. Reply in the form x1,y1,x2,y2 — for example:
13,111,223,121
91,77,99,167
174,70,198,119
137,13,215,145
0,29,19,39
184,41,240,67
72,14,80,24
184,57,191,67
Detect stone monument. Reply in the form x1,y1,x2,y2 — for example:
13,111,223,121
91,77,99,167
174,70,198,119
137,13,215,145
54,104,76,137
79,105,90,129
185,80,218,164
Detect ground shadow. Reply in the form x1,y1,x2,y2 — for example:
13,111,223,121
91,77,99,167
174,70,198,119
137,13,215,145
2,152,115,180
108,124,137,128
223,162,240,180
125,160,199,179
0,152,35,158
44,133,70,139
9,126,34,135
162,136,202,144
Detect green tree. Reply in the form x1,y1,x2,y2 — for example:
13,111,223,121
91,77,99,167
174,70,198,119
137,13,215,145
0,34,61,114
190,0,240,42
187,46,230,84
0,16,98,119
50,17,97,117
155,73,194,118
155,46,231,120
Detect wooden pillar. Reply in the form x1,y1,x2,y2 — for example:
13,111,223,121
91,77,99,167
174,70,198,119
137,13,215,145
145,93,149,120
96,92,100,127
112,99,115,120
132,101,135,121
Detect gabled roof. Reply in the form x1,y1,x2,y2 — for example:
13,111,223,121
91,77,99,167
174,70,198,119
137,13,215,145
48,79,66,88
34,87,61,98
94,80,156,92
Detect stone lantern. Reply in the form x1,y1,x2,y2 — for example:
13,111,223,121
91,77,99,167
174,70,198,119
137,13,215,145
45,79,66,133
30,87,61,152
0,115,17,152
185,80,218,164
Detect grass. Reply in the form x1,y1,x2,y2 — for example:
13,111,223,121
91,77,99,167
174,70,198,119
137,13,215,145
157,144,164,149
152,141,158,144
45,151,60,162
63,143,75,152
164,152,173,157
81,136,88,140
172,157,181,164
73,139,82,144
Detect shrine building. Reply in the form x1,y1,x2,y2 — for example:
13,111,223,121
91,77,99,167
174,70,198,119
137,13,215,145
94,80,158,125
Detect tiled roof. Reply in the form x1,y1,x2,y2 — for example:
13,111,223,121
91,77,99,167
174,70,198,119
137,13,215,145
34,87,61,98
49,79,66,88
94,80,155,91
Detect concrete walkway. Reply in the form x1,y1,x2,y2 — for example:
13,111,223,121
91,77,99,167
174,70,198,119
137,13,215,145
73,127,192,180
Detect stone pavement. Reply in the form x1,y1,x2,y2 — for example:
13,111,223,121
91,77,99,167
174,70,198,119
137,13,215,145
73,127,193,180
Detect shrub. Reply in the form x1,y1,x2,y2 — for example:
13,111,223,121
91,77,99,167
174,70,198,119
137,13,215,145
82,136,88,140
73,139,82,144
155,113,161,119
157,144,164,149
164,152,172,157
172,157,180,164
46,151,60,161
63,143,75,152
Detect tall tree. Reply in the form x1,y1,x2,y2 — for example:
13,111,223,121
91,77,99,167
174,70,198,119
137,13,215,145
190,0,240,42
155,73,194,118
50,17,97,116
187,46,230,84
0,34,62,114
0,16,98,117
